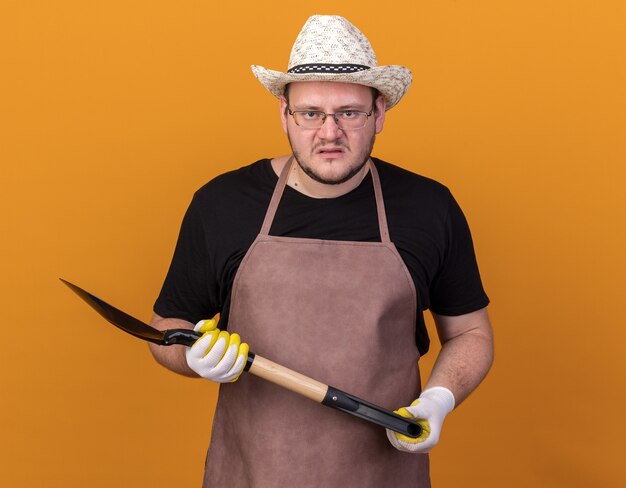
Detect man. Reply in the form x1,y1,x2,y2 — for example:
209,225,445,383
149,15,493,487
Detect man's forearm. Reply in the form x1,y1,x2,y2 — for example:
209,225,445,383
148,314,200,378
426,308,494,405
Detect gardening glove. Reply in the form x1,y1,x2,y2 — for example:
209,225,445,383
387,386,455,453
185,319,249,382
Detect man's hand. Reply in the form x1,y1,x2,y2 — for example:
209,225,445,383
186,319,250,382
386,387,455,453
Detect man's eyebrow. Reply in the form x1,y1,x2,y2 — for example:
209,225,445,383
335,104,370,111
290,103,370,111
290,104,324,111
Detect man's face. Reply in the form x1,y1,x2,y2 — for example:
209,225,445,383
280,81,386,185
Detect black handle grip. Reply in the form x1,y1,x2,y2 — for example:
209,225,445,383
162,329,202,346
322,386,422,438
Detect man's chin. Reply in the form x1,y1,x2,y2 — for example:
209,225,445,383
302,161,367,185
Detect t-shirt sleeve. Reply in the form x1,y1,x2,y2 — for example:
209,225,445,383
429,192,490,316
153,194,219,323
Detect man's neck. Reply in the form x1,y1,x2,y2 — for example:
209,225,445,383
271,155,370,199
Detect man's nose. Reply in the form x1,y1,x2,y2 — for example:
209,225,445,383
317,114,343,139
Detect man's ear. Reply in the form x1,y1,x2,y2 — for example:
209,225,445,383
375,95,386,134
279,97,289,133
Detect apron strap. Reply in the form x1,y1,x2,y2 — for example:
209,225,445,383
260,156,293,236
368,159,391,243
260,156,391,243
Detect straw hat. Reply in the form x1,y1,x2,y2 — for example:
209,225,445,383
251,15,412,110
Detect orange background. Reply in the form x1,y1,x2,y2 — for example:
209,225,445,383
2,1,625,486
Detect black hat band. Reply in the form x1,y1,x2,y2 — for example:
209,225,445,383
287,63,371,74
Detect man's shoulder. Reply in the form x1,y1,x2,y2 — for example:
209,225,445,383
192,158,273,203
372,157,452,203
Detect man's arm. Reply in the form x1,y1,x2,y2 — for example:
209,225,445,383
147,314,199,378
426,307,494,405
387,307,493,452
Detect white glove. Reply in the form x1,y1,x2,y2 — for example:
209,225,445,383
387,386,455,453
185,319,249,382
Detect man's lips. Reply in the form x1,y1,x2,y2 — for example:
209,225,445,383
316,147,345,157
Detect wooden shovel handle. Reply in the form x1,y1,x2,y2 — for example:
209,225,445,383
246,354,328,403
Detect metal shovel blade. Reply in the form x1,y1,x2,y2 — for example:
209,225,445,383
60,278,167,344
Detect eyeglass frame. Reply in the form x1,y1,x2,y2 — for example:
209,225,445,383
287,106,376,130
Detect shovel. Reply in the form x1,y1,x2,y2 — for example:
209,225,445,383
60,278,423,439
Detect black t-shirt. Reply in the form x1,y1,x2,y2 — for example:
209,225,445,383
154,157,489,356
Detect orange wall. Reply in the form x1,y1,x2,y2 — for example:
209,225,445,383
2,1,625,486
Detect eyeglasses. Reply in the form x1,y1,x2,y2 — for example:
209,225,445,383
288,107,375,130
